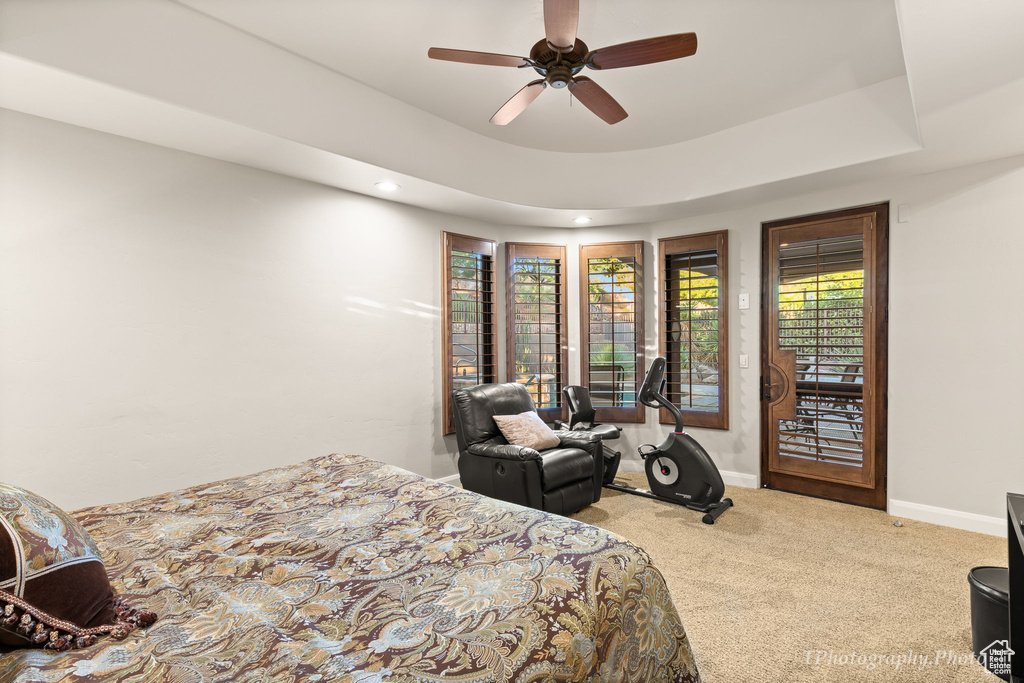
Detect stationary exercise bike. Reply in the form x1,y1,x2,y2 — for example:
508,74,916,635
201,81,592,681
604,357,734,524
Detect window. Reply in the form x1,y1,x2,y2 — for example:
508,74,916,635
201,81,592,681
442,231,496,435
506,243,567,421
580,241,645,423
659,230,729,429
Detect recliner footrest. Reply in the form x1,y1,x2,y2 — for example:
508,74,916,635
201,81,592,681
539,448,595,491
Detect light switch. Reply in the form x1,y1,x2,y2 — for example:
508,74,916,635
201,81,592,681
898,203,911,223
739,354,749,368
738,293,750,310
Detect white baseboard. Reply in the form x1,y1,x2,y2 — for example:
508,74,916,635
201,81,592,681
439,470,1003,537
720,470,760,488
435,473,461,487
888,499,1005,537
615,460,759,489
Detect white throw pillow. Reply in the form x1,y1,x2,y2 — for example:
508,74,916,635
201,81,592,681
492,411,560,451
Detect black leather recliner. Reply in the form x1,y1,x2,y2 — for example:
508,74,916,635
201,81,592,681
452,383,603,516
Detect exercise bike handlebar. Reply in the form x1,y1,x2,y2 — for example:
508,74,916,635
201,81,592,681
637,356,685,433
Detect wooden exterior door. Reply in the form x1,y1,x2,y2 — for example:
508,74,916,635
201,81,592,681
760,204,888,508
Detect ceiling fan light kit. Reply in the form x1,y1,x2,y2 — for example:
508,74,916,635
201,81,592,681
428,0,697,125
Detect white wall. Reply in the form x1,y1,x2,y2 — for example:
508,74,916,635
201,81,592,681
0,109,504,510
3,109,1022,527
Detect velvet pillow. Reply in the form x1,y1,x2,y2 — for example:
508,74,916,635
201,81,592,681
493,411,560,451
0,482,155,651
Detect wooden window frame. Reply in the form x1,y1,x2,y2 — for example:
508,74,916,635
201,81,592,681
579,241,646,424
659,230,730,430
442,231,496,435
506,243,569,423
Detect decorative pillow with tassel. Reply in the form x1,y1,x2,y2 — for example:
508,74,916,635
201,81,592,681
0,482,155,651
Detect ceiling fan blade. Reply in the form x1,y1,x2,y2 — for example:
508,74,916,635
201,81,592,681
587,33,697,70
490,80,547,125
427,47,529,68
568,77,628,124
544,0,579,51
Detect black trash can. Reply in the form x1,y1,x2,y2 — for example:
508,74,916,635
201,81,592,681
968,565,1011,681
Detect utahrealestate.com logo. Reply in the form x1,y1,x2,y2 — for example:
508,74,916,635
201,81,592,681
978,639,1014,677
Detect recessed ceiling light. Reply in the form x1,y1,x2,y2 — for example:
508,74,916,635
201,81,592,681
375,181,400,192
573,216,592,225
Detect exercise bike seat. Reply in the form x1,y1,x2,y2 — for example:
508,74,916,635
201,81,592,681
557,385,622,486
583,423,622,441
557,386,622,441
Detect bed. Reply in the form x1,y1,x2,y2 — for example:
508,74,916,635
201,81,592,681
0,453,700,682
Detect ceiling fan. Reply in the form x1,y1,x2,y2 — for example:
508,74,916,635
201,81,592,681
427,0,697,125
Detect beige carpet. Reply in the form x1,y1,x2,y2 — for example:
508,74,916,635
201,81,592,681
572,473,1008,683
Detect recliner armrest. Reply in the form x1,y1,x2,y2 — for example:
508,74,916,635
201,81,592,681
467,442,541,461
553,430,602,449
553,429,604,503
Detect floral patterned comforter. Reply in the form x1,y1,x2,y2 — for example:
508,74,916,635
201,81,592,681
0,453,700,682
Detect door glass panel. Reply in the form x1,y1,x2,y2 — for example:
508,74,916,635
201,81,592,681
776,235,865,467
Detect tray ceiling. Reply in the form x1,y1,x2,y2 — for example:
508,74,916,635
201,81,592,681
174,0,907,153
1,0,1022,225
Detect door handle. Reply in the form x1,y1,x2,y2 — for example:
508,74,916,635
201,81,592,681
762,374,785,403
